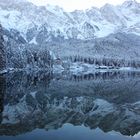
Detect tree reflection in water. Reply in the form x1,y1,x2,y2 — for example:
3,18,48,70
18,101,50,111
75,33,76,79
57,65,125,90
0,71,140,137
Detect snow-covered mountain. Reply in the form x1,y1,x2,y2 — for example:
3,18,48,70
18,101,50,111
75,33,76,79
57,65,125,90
0,0,140,42
0,0,140,71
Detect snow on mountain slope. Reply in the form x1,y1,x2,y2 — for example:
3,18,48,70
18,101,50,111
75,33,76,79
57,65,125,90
0,0,140,41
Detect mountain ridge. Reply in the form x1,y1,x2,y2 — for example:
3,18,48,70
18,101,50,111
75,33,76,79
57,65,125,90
0,0,140,41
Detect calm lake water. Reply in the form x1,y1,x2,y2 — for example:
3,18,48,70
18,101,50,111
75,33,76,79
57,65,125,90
0,71,140,140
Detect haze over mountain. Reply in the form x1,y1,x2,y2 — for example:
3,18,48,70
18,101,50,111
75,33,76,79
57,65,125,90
28,0,140,11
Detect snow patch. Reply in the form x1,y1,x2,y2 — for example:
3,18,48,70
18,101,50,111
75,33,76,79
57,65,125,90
29,37,37,45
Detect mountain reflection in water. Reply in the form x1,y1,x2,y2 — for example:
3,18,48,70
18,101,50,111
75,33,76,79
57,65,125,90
0,71,140,140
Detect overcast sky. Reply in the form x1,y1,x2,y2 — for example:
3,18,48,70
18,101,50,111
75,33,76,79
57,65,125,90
28,0,140,11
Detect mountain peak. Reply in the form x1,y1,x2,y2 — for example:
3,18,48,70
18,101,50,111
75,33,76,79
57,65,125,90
0,0,140,40
121,0,139,7
0,0,27,4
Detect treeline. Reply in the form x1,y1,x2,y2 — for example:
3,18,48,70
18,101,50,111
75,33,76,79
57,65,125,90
0,23,53,71
67,71,140,82
3,72,52,104
63,55,140,68
6,44,53,69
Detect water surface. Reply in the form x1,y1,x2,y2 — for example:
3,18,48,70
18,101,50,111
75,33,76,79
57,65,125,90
0,71,140,140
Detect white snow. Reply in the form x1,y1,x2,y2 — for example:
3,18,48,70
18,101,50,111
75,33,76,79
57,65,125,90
0,0,140,40
0,69,8,74
29,91,37,98
2,102,29,124
90,99,115,116
53,65,64,73
50,51,57,59
29,37,38,45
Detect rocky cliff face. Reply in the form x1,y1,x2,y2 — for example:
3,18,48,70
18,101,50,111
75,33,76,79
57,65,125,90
0,25,5,71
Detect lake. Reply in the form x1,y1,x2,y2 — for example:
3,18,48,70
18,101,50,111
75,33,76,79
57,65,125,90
0,71,140,140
